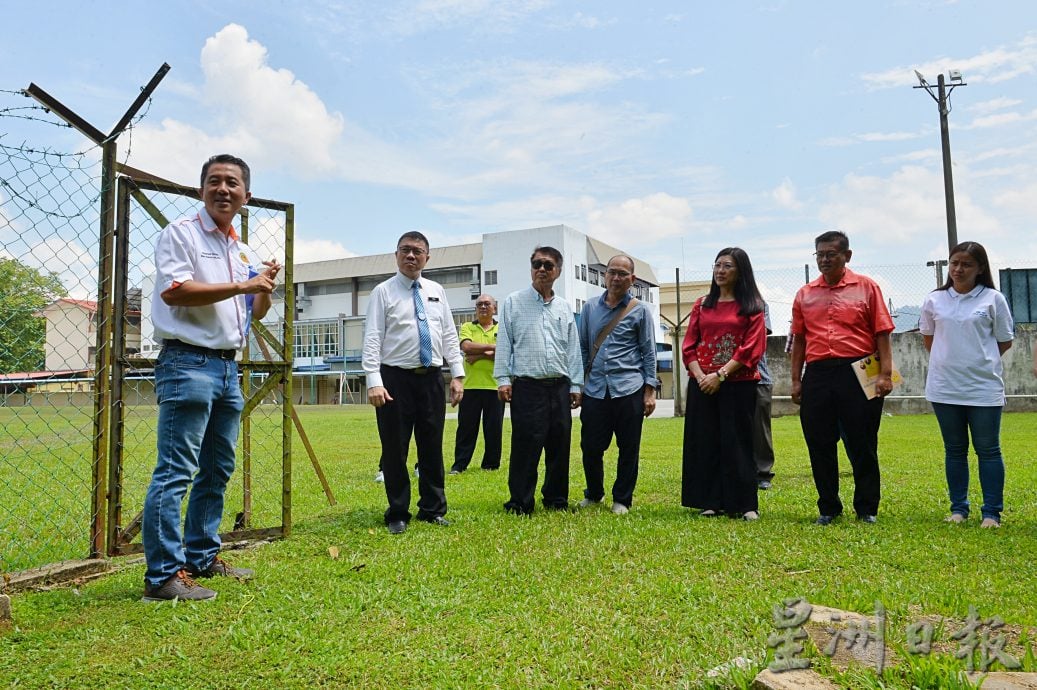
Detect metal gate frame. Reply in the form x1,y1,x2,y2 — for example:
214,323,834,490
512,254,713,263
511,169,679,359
102,173,295,557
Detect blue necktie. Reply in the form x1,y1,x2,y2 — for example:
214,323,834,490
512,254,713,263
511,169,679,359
412,280,433,367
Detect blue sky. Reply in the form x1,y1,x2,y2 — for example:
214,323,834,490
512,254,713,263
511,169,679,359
3,0,1036,280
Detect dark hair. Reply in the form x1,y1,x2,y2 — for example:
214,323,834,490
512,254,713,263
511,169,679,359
531,246,563,267
397,231,430,252
937,240,995,291
814,230,849,251
702,247,764,316
200,154,251,191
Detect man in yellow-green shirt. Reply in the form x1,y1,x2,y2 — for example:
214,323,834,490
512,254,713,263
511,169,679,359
451,294,505,472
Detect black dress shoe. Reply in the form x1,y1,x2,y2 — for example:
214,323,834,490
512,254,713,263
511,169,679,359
757,480,772,491
815,514,836,526
387,520,407,534
857,514,877,524
419,515,451,526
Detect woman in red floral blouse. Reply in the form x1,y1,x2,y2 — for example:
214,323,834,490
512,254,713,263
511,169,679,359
681,247,767,520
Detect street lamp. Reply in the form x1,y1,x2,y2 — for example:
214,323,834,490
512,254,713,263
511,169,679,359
914,70,966,253
926,259,948,289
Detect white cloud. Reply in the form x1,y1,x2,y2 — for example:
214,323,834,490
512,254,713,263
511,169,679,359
2,238,98,300
967,97,1023,115
862,33,1037,89
855,131,925,142
771,178,803,210
549,12,615,30
586,193,693,246
993,181,1037,217
820,130,927,146
293,238,358,265
962,108,1037,130
386,0,550,35
129,24,344,185
817,165,1001,254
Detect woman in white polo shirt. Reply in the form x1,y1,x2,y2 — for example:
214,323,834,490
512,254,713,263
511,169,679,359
919,241,1014,528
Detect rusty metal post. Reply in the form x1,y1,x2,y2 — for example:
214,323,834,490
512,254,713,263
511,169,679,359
89,140,117,559
239,208,253,529
281,204,295,536
106,177,132,554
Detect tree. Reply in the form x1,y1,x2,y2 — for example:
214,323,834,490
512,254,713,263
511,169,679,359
0,258,67,373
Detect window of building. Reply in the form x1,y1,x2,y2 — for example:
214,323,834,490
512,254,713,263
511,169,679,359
294,320,340,358
588,268,599,286
484,270,497,286
581,264,587,281
574,265,581,279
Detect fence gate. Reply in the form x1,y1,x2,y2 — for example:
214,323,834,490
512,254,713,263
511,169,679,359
103,172,295,558
1,73,310,583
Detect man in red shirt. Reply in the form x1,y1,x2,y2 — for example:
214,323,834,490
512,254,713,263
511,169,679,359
790,230,895,525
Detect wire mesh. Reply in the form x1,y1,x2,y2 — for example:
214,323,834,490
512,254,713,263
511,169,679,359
113,179,292,551
1,86,293,575
0,90,103,572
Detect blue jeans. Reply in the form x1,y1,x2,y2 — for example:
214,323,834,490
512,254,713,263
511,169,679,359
931,402,1004,522
143,347,243,587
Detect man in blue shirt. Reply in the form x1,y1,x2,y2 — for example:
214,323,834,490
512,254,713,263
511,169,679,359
494,246,584,514
577,255,658,514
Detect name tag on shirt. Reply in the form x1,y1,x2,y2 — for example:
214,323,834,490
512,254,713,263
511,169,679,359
428,297,440,302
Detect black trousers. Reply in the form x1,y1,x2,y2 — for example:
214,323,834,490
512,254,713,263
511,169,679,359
799,359,884,517
375,365,447,523
579,391,645,507
505,377,571,513
681,380,758,514
753,384,775,480
452,389,505,471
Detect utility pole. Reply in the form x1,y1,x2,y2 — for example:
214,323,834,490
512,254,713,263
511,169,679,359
914,70,966,253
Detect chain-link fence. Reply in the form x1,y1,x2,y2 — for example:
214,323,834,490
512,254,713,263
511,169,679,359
1,88,105,573
676,259,1036,341
107,175,295,558
1,84,295,577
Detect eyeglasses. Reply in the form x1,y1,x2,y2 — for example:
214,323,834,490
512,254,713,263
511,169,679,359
475,301,493,307
713,262,736,271
605,269,631,278
397,245,427,257
531,259,556,270
813,251,844,260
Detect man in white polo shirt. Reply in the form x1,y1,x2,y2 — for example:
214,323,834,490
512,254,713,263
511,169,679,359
142,154,281,602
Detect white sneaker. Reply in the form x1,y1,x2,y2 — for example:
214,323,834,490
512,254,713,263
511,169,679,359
374,471,384,483
577,498,601,509
611,502,629,515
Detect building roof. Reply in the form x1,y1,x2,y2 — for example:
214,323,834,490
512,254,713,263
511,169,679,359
0,369,91,382
586,237,658,285
43,298,98,312
295,243,483,283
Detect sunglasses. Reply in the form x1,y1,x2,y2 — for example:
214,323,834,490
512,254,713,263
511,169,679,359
531,259,556,270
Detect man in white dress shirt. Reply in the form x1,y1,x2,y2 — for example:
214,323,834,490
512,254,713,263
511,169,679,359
363,231,465,534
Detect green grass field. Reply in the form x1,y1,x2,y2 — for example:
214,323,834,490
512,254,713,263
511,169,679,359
2,406,1036,688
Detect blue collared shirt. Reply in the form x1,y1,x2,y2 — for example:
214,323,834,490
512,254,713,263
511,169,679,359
579,291,659,400
494,286,583,393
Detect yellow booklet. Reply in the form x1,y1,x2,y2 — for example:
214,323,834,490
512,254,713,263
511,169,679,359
852,353,903,399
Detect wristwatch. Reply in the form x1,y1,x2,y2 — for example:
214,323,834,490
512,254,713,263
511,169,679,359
716,369,727,382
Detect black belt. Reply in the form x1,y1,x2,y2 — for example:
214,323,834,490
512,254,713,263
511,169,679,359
806,356,860,370
384,364,439,375
514,376,568,386
163,339,237,360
